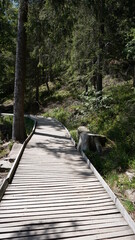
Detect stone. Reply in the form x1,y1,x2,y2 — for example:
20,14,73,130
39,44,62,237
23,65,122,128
77,126,107,154
77,132,89,152
124,189,135,203
77,126,89,137
0,159,12,171
126,171,135,182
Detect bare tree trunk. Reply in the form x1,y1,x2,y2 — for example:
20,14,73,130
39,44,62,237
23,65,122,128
133,63,135,88
12,0,28,142
35,68,39,102
96,0,105,100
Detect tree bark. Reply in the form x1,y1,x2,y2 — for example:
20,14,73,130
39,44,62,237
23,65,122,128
133,63,135,88
96,0,105,99
12,0,28,142
35,68,39,102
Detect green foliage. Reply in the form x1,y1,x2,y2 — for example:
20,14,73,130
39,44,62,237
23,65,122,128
0,1,18,102
24,118,34,136
122,200,135,213
44,107,70,125
125,28,135,60
0,115,34,143
70,130,78,144
0,115,12,142
47,89,71,103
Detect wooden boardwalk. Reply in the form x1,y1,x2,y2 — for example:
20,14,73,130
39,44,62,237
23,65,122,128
0,117,135,239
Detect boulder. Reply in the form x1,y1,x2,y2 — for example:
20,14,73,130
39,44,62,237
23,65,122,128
124,189,135,203
77,126,107,154
126,171,135,182
0,159,12,171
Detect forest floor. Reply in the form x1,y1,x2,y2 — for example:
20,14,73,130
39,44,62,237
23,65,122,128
0,75,135,220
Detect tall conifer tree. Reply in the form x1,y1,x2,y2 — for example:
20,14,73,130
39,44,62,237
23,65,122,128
12,0,28,142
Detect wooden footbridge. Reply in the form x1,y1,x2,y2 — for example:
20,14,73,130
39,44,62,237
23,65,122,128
0,117,135,239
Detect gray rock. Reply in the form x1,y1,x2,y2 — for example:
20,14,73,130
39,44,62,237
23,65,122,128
77,126,106,154
124,189,135,203
77,132,90,152
126,171,135,182
0,160,12,170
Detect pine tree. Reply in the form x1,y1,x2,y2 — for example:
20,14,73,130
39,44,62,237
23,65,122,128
12,0,28,142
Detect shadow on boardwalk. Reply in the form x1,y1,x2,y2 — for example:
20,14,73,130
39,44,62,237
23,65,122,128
9,220,80,239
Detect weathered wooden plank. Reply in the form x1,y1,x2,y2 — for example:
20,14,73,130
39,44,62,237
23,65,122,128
9,178,99,184
0,227,133,240
4,188,105,196
7,184,103,191
12,175,95,180
0,201,115,214
0,204,117,218
0,219,127,234
0,225,131,240
0,208,119,223
15,166,92,170
109,236,135,240
11,178,98,183
3,192,108,200
0,201,115,212
12,177,98,182
0,196,111,207
0,214,123,228
1,194,110,204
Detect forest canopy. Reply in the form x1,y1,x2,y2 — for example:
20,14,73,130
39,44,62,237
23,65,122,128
0,0,135,105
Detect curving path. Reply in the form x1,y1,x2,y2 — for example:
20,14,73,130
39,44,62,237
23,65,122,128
0,117,135,239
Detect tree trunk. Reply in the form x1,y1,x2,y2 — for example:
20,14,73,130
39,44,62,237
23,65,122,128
133,63,135,88
96,72,102,98
35,68,39,102
12,0,28,142
96,0,105,99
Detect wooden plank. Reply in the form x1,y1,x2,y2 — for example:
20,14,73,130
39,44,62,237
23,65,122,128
0,214,123,228
9,178,99,184
0,201,115,214
11,178,98,183
110,236,135,240
0,227,133,240
4,188,105,196
0,225,131,240
0,204,117,218
15,166,92,170
0,209,119,223
7,184,103,191
3,192,108,200
0,219,127,233
1,194,110,204
12,175,96,179
0,196,111,207
0,200,114,211
12,177,98,182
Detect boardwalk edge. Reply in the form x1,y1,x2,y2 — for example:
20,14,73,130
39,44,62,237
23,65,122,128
0,114,37,201
81,151,135,234
59,118,135,235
